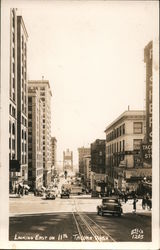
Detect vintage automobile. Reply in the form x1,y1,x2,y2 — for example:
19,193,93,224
45,191,56,200
61,190,70,198
97,197,122,217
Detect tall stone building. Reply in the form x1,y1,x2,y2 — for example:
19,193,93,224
28,88,43,189
9,9,28,192
28,80,52,187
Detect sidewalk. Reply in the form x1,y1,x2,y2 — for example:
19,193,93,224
122,199,151,217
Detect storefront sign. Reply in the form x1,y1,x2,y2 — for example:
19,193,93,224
141,143,152,163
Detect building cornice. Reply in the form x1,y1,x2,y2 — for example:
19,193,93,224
104,110,145,133
28,80,52,96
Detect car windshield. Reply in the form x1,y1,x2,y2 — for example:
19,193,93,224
103,199,118,204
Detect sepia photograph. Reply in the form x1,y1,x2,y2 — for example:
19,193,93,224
0,0,159,249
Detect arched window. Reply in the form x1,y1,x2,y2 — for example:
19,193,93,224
12,123,15,135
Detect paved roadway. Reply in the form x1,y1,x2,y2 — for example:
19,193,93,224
9,194,151,242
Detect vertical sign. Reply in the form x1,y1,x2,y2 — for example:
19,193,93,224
143,41,152,164
144,41,152,144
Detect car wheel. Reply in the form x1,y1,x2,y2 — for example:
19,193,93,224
101,211,104,216
118,213,121,217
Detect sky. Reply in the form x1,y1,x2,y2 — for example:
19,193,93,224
3,0,159,166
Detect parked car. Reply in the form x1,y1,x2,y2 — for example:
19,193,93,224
61,191,70,198
97,197,122,217
45,191,56,200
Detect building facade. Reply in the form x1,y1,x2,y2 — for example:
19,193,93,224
28,80,52,187
83,155,91,190
28,88,43,189
63,149,73,172
51,137,57,178
9,9,28,192
104,110,151,192
51,137,57,167
78,147,90,177
141,41,153,168
90,139,106,192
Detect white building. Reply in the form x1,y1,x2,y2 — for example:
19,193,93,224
104,110,151,191
28,80,52,187
9,9,28,192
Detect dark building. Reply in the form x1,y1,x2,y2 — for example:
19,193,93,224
91,139,106,174
90,139,106,192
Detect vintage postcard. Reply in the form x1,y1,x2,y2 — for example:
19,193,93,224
0,0,159,249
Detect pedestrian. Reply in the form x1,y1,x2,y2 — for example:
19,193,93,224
123,192,127,203
15,185,17,194
142,195,146,209
133,197,138,213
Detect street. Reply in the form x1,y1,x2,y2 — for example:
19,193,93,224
9,194,151,242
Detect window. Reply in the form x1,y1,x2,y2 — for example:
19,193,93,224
12,63,15,74
28,106,32,111
28,121,32,127
12,107,15,117
119,127,121,136
28,137,32,143
22,35,24,49
12,123,15,135
12,48,15,58
12,92,15,101
117,142,118,152
122,124,125,134
22,169,25,176
133,122,142,134
28,97,32,102
12,33,15,43
122,140,125,151
12,139,15,150
133,139,142,150
28,113,32,119
9,104,12,115
9,138,11,149
12,77,15,88
9,121,11,133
